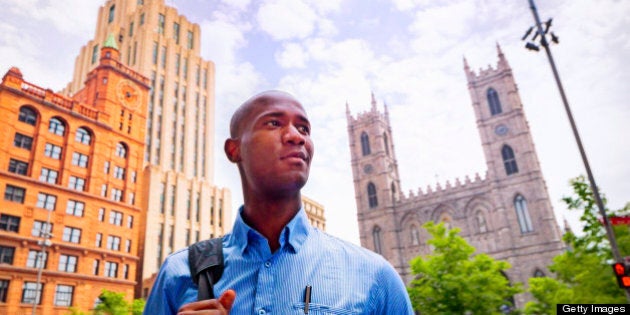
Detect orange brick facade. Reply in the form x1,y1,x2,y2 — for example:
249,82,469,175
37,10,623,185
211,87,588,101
0,42,149,314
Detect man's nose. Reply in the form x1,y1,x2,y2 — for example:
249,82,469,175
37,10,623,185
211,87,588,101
282,124,306,145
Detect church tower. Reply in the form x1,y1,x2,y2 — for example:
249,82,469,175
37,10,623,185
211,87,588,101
346,93,405,271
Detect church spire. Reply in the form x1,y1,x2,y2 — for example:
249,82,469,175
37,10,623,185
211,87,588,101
371,91,377,111
496,42,511,70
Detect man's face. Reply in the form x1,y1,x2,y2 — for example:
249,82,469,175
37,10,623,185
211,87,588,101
233,93,314,196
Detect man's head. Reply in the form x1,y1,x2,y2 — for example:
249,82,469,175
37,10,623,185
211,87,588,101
225,90,314,198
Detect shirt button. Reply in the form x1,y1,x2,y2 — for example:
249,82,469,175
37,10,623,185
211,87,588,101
264,261,271,268
258,309,266,315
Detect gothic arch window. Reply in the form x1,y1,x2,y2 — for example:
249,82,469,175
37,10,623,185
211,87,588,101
48,117,66,136
390,182,396,204
360,132,371,156
533,269,545,277
410,224,420,246
475,210,488,233
514,194,534,233
373,226,382,254
75,127,92,145
501,145,519,175
439,213,453,230
116,142,128,158
487,88,502,116
18,106,38,125
367,182,378,208
383,132,389,156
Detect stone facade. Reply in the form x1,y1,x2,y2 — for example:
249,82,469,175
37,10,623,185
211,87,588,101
346,45,565,308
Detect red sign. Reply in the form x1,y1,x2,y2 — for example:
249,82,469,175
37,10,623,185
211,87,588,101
609,216,630,225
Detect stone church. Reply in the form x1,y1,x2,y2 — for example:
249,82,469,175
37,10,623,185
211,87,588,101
346,45,566,307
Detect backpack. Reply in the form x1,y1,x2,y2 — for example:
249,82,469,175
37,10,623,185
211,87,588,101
188,237,224,300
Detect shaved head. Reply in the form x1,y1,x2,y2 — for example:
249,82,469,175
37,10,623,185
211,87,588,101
229,90,302,138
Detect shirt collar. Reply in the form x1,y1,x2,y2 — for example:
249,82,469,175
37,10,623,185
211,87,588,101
230,205,311,255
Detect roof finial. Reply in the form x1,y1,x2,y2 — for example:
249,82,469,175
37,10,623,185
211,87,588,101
103,33,119,50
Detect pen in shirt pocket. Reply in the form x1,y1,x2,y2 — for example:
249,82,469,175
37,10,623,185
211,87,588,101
303,285,312,314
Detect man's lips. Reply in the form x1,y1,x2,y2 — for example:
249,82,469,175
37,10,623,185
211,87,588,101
281,151,309,162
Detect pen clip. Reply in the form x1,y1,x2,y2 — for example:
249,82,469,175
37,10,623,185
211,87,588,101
303,285,312,314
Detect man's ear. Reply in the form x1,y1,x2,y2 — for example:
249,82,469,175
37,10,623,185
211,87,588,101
224,138,241,163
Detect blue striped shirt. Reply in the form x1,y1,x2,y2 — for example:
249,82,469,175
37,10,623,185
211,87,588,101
144,207,413,314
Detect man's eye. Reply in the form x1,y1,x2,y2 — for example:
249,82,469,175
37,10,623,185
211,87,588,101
266,120,280,127
298,125,310,134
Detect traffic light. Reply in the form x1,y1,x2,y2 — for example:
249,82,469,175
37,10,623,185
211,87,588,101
611,262,630,288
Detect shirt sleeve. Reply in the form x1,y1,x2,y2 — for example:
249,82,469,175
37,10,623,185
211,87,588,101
371,262,415,314
144,251,195,315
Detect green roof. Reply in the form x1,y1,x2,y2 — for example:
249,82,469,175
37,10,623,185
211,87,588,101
103,33,118,50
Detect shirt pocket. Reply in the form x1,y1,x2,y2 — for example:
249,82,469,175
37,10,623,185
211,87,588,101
292,302,358,315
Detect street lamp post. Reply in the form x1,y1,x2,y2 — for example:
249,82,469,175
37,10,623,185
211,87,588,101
31,208,53,315
523,0,630,302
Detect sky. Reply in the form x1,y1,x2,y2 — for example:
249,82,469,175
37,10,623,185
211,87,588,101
1,0,629,245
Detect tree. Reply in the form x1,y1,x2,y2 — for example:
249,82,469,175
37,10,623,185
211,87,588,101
94,289,146,315
407,221,522,314
524,176,630,314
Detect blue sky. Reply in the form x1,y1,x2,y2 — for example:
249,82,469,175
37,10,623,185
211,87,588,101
1,0,629,244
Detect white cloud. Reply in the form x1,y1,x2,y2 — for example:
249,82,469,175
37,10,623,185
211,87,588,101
257,0,318,40
200,18,250,65
275,42,309,68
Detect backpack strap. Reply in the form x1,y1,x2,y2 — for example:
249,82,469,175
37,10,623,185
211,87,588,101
188,237,224,300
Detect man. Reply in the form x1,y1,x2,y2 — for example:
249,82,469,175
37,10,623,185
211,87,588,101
144,90,413,314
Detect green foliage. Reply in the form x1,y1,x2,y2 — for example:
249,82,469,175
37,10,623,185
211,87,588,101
524,176,629,314
407,221,522,314
66,307,88,315
94,290,146,315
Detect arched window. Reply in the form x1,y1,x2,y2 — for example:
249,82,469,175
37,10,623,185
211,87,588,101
391,182,396,204
18,106,38,125
383,132,389,156
487,88,502,115
75,127,92,145
373,226,382,254
533,269,545,277
476,210,488,233
48,117,66,136
360,132,371,156
514,194,533,233
410,224,420,246
367,182,378,208
115,142,128,158
502,145,518,175
439,213,452,230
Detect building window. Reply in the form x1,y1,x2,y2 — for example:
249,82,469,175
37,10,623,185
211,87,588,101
113,166,126,180
476,211,488,233
514,195,534,233
8,159,28,175
152,41,158,64
383,132,389,156
39,168,59,184
129,21,134,36
62,227,81,244
13,133,33,150
360,132,370,156
109,210,123,226
0,246,15,264
125,239,131,253
26,250,47,268
93,259,100,275
58,254,77,272
48,117,66,136
534,269,545,277
187,30,193,49
410,224,420,246
108,4,115,23
35,192,56,211
98,208,105,222
18,106,38,125
54,284,74,306
115,142,128,158
123,264,129,279
71,152,89,168
501,145,518,175
91,45,99,64
21,282,42,305
4,184,25,203
68,176,86,191
95,233,102,247
43,143,62,159
173,22,180,44
104,262,118,278
75,127,91,145
66,200,85,217
32,221,53,238
107,235,121,251
104,161,110,174
111,188,123,202
0,214,20,233
372,226,382,254
127,215,134,228
367,182,378,208
487,88,502,116
0,279,8,302
160,45,166,69
158,14,165,34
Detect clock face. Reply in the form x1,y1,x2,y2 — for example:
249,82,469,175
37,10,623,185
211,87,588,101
363,164,373,174
117,80,140,109
494,124,509,136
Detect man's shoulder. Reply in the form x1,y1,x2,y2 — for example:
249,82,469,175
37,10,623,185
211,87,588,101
312,230,391,267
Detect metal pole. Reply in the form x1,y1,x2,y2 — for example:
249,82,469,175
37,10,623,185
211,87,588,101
528,0,630,302
31,209,52,315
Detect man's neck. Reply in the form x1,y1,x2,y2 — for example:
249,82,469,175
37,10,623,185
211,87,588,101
241,194,302,252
